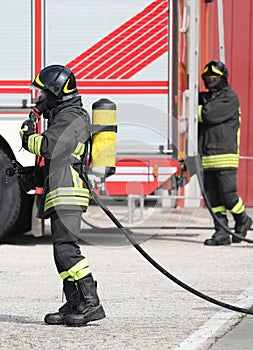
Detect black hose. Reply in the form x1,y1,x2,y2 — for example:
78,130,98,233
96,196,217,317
83,175,253,316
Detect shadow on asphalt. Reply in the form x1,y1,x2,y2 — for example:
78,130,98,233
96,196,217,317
0,314,101,326
3,225,252,247
0,234,53,245
0,228,204,246
0,314,44,325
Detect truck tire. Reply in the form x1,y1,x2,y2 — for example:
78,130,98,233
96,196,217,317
0,149,34,240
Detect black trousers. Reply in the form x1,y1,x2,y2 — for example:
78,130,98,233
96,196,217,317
203,169,239,212
50,210,85,275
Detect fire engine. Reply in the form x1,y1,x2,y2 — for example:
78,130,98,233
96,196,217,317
0,0,252,240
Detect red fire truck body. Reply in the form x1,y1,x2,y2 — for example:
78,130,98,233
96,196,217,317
0,0,252,239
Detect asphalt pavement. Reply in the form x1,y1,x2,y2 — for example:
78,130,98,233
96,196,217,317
1,204,253,350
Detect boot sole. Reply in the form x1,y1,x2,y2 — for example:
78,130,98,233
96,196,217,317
232,218,252,243
65,305,106,327
204,240,231,246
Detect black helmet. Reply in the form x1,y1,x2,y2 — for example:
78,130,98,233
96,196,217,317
201,60,228,79
201,60,228,92
32,64,78,99
32,65,78,115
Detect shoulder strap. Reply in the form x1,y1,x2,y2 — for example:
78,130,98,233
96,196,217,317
59,106,92,173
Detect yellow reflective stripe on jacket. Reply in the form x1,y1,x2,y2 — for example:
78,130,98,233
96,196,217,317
59,259,91,281
71,166,83,188
198,105,203,122
46,187,89,201
27,134,43,156
71,142,85,161
237,125,240,149
44,187,89,212
45,196,89,212
202,153,239,169
231,197,245,214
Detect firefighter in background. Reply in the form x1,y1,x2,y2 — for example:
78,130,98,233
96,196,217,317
198,60,252,246
19,65,106,326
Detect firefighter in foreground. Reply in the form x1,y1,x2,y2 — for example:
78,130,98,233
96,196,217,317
198,60,252,246
19,64,106,326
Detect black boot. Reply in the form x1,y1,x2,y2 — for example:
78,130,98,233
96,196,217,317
204,213,231,246
232,212,252,243
44,280,80,325
65,275,106,327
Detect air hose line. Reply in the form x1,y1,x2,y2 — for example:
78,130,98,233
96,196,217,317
83,172,253,316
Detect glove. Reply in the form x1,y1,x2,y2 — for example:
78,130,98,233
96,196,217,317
19,119,35,140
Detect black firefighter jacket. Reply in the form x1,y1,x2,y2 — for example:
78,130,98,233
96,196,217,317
198,86,241,171
25,96,91,218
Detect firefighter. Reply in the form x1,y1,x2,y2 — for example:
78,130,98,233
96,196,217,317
198,60,252,246
19,64,106,326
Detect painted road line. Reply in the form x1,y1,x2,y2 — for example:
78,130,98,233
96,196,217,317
173,284,253,350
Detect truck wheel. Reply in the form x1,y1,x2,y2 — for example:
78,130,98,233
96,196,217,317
0,149,34,240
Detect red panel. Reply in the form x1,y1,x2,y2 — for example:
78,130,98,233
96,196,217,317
207,1,219,61
206,0,253,205
226,0,253,205
105,157,178,196
34,0,42,76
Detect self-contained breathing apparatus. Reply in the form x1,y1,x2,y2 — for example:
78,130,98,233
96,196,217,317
6,98,117,193
91,98,117,179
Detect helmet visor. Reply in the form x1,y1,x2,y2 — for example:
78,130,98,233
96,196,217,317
31,86,43,103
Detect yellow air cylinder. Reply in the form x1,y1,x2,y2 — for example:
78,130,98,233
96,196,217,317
91,98,117,178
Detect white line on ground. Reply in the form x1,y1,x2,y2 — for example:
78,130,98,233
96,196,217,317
173,284,253,350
